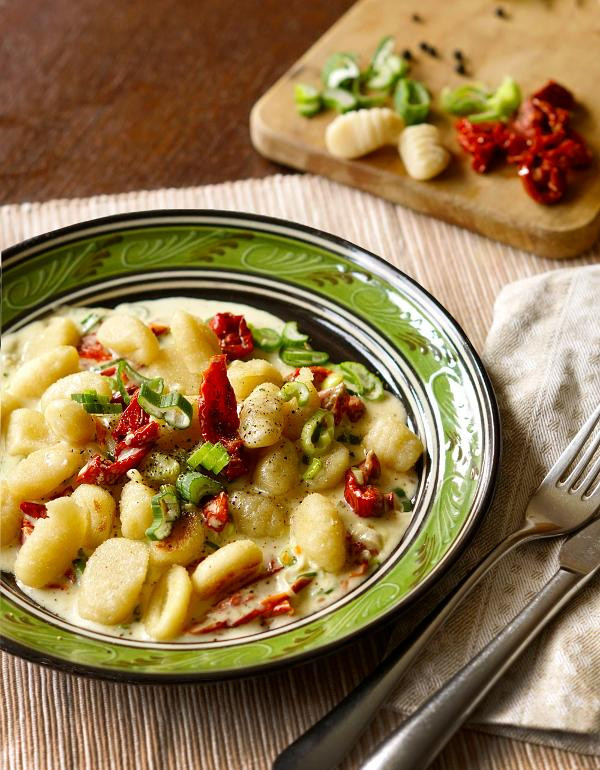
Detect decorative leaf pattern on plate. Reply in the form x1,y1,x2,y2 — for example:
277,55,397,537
1,218,496,679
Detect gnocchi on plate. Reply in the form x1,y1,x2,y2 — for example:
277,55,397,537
0,299,423,642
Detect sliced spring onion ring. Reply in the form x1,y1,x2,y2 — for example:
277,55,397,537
280,381,310,407
322,87,357,113
116,361,164,405
71,390,123,414
176,471,223,506
302,457,323,481
187,441,230,474
338,362,384,400
321,371,344,389
281,321,309,348
146,485,180,541
281,348,329,367
442,76,520,122
394,78,430,125
249,325,282,352
80,312,103,334
441,83,491,115
294,84,323,118
322,52,360,89
300,408,335,457
371,35,396,72
138,384,193,429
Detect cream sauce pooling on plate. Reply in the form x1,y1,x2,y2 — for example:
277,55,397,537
1,298,420,643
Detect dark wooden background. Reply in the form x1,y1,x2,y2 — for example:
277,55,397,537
1,3,596,769
0,0,354,205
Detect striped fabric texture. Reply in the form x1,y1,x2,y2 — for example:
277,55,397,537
1,175,599,770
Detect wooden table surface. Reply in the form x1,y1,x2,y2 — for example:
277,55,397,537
1,2,596,769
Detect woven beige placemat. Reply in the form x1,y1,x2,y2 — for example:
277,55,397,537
1,175,599,770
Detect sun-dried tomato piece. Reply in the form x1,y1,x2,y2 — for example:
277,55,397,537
219,438,248,481
113,391,149,441
75,446,153,487
286,366,332,389
531,81,576,111
344,451,389,518
319,384,365,425
455,118,507,173
77,333,112,362
19,501,48,518
209,313,254,360
75,455,116,486
544,135,593,170
361,450,381,483
344,470,385,517
198,356,248,479
149,322,170,337
188,592,293,634
518,157,567,205
290,575,315,593
114,420,160,455
198,355,240,443
202,491,229,532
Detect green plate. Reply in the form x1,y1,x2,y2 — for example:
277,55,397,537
0,211,500,681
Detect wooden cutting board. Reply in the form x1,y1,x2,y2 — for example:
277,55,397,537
250,0,600,258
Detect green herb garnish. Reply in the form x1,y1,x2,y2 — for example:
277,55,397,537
187,441,230,475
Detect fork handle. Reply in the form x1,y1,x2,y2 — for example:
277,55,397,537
273,528,532,770
360,567,589,770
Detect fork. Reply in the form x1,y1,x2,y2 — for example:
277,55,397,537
273,404,600,770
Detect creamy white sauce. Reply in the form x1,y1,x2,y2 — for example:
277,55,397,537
1,298,417,643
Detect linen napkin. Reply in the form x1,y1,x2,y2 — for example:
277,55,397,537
387,265,600,755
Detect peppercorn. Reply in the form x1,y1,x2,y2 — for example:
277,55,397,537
402,48,413,61
495,6,508,17
419,41,438,57
455,62,467,75
453,49,464,60
411,13,423,22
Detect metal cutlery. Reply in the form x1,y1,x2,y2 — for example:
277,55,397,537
273,404,600,770
362,514,600,770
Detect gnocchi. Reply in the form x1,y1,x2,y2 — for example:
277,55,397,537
239,382,284,448
229,490,287,537
253,438,300,495
291,493,346,572
0,481,22,545
44,399,96,445
149,511,206,567
9,444,86,500
72,484,116,549
143,565,193,640
9,346,80,398
1,299,421,643
399,123,451,181
78,538,149,624
170,310,220,373
227,358,283,401
5,408,51,455
40,370,113,410
325,108,404,159
191,539,263,599
97,313,160,365
0,390,22,428
364,418,424,472
24,317,80,359
119,478,155,540
14,497,88,588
